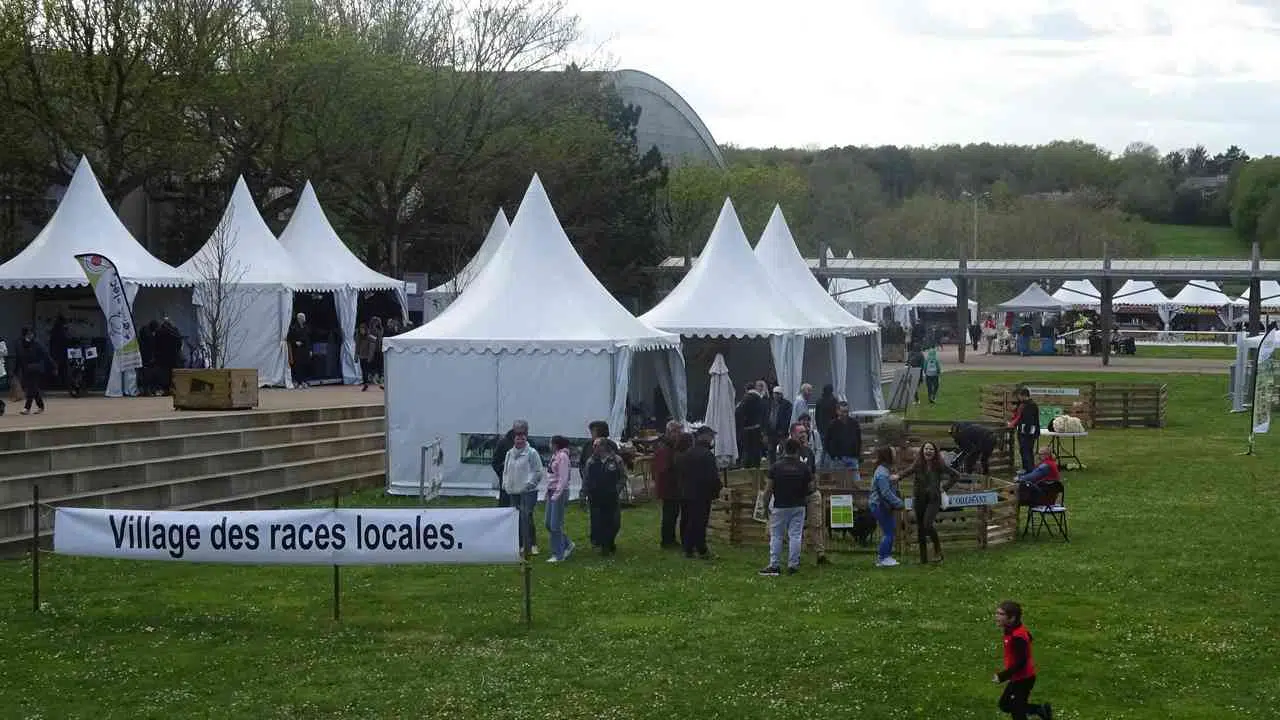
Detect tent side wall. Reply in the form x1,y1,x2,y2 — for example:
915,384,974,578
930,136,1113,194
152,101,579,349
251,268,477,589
844,332,884,411
385,347,614,496
193,284,292,387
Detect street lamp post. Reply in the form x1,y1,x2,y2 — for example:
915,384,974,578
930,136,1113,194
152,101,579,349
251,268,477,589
960,190,990,303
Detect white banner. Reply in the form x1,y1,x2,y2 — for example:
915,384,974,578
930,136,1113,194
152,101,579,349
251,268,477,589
904,491,998,511
1254,329,1277,435
74,253,142,372
53,507,520,565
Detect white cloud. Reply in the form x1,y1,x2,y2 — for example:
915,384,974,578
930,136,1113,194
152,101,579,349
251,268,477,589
565,0,1280,155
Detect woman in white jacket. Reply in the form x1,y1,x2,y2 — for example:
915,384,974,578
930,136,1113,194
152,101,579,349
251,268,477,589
503,430,545,555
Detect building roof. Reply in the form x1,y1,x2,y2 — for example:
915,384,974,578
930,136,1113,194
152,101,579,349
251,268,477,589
0,157,190,289
385,175,679,355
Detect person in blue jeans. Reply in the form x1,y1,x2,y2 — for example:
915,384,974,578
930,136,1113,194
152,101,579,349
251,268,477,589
543,436,575,562
869,446,904,567
501,428,545,555
759,438,813,576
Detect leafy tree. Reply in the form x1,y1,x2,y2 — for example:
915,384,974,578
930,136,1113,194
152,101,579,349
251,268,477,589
1230,157,1280,242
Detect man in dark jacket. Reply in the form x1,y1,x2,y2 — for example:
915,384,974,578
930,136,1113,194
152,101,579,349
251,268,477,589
677,426,721,560
584,439,625,556
736,384,765,468
287,313,311,388
823,401,863,471
766,386,793,464
1009,388,1041,473
653,421,688,548
950,421,996,475
16,328,53,414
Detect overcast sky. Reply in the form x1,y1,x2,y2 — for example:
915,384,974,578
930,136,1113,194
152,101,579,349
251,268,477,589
566,0,1280,156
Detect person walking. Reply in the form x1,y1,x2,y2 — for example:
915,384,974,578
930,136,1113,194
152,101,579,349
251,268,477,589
544,436,575,562
16,328,52,415
653,421,686,549
994,600,1054,719
892,441,960,564
584,438,625,556
1009,388,1041,473
758,438,812,576
677,426,720,560
923,344,942,404
501,428,544,555
869,446,904,567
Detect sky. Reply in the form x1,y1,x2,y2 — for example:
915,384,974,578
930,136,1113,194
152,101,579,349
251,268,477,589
565,0,1280,156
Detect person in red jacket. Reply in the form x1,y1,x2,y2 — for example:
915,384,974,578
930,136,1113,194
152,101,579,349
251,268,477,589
653,420,687,548
993,600,1053,720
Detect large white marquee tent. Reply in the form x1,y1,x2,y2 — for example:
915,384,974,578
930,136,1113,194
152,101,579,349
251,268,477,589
640,199,828,419
1170,280,1235,326
382,175,684,497
0,156,193,397
1234,281,1280,314
754,206,883,410
421,209,510,322
826,250,913,327
997,283,1072,313
1113,280,1176,327
178,177,328,387
1052,280,1101,311
278,181,408,384
907,278,979,324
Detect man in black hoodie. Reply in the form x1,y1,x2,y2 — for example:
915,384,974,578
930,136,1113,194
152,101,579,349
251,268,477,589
951,422,996,475
677,426,721,560
823,402,863,472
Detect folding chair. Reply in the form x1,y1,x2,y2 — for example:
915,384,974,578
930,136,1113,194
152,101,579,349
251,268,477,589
1020,480,1069,542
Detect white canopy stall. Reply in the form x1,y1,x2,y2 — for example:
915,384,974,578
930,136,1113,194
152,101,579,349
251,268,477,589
1170,280,1235,328
178,177,320,387
640,199,826,420
997,283,1072,313
278,181,407,384
755,207,883,410
1052,280,1102,311
382,175,683,497
0,156,193,397
828,251,913,327
421,209,510,322
1233,281,1280,321
907,278,979,324
1113,280,1177,328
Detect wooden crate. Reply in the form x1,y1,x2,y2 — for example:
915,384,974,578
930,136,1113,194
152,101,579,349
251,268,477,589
898,477,1018,558
172,368,259,410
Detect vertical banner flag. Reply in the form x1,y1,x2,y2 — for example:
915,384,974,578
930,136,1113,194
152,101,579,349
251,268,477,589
1253,329,1278,435
75,253,142,372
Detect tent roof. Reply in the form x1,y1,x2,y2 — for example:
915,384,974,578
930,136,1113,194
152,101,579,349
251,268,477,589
907,278,978,309
384,175,679,354
832,277,909,305
1170,279,1232,308
179,177,318,290
640,199,830,338
754,207,877,337
1052,279,1101,308
278,182,403,291
1234,280,1280,309
426,209,509,294
997,283,1072,312
1114,279,1173,308
0,157,190,289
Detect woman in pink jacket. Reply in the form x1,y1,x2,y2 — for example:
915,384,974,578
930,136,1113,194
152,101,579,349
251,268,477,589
544,436,576,562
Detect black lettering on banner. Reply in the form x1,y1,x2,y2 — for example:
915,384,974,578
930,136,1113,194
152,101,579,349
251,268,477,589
440,523,457,550
243,523,260,550
330,523,345,551
278,523,298,551
270,523,283,549
297,523,313,550
110,514,128,548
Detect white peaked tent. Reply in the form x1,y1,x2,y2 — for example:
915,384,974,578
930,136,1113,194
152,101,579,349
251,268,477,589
641,199,826,419
422,209,510,321
382,175,684,497
1171,280,1235,326
1113,280,1176,327
827,250,913,327
179,177,318,387
0,156,192,397
755,206,883,410
278,181,407,384
997,283,1072,313
908,278,978,324
1234,281,1280,313
1052,279,1101,311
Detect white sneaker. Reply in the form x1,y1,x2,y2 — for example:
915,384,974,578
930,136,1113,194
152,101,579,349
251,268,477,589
546,556,560,564
563,542,575,560
530,545,540,556
877,557,900,567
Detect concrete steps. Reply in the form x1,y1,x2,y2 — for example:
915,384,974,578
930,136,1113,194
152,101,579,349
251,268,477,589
0,404,387,556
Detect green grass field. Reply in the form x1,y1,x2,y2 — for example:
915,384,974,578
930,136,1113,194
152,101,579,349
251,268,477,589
2,373,1277,719
1134,345,1237,360
1145,224,1248,258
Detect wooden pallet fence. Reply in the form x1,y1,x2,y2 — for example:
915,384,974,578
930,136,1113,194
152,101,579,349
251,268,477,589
899,419,1017,477
1091,383,1167,428
981,381,1165,429
898,477,1018,558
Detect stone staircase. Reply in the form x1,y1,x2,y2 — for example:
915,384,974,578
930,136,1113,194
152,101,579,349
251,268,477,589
0,405,386,556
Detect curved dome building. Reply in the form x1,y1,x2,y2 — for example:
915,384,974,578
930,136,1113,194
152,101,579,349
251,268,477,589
610,69,726,170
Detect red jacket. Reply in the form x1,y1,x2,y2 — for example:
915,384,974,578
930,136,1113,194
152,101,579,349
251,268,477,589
652,440,677,500
1000,623,1038,682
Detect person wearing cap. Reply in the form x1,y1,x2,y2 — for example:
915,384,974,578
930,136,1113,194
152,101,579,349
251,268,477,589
677,425,721,560
584,437,625,556
766,386,793,464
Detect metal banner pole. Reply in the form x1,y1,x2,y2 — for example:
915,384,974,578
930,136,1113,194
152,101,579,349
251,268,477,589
31,485,40,613
332,491,341,622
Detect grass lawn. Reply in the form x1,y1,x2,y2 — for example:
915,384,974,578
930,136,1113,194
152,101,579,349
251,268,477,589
1145,223,1249,258
1134,345,1237,360
3,373,1278,719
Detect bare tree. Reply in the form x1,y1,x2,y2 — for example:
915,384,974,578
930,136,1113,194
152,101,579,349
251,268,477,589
189,207,249,369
